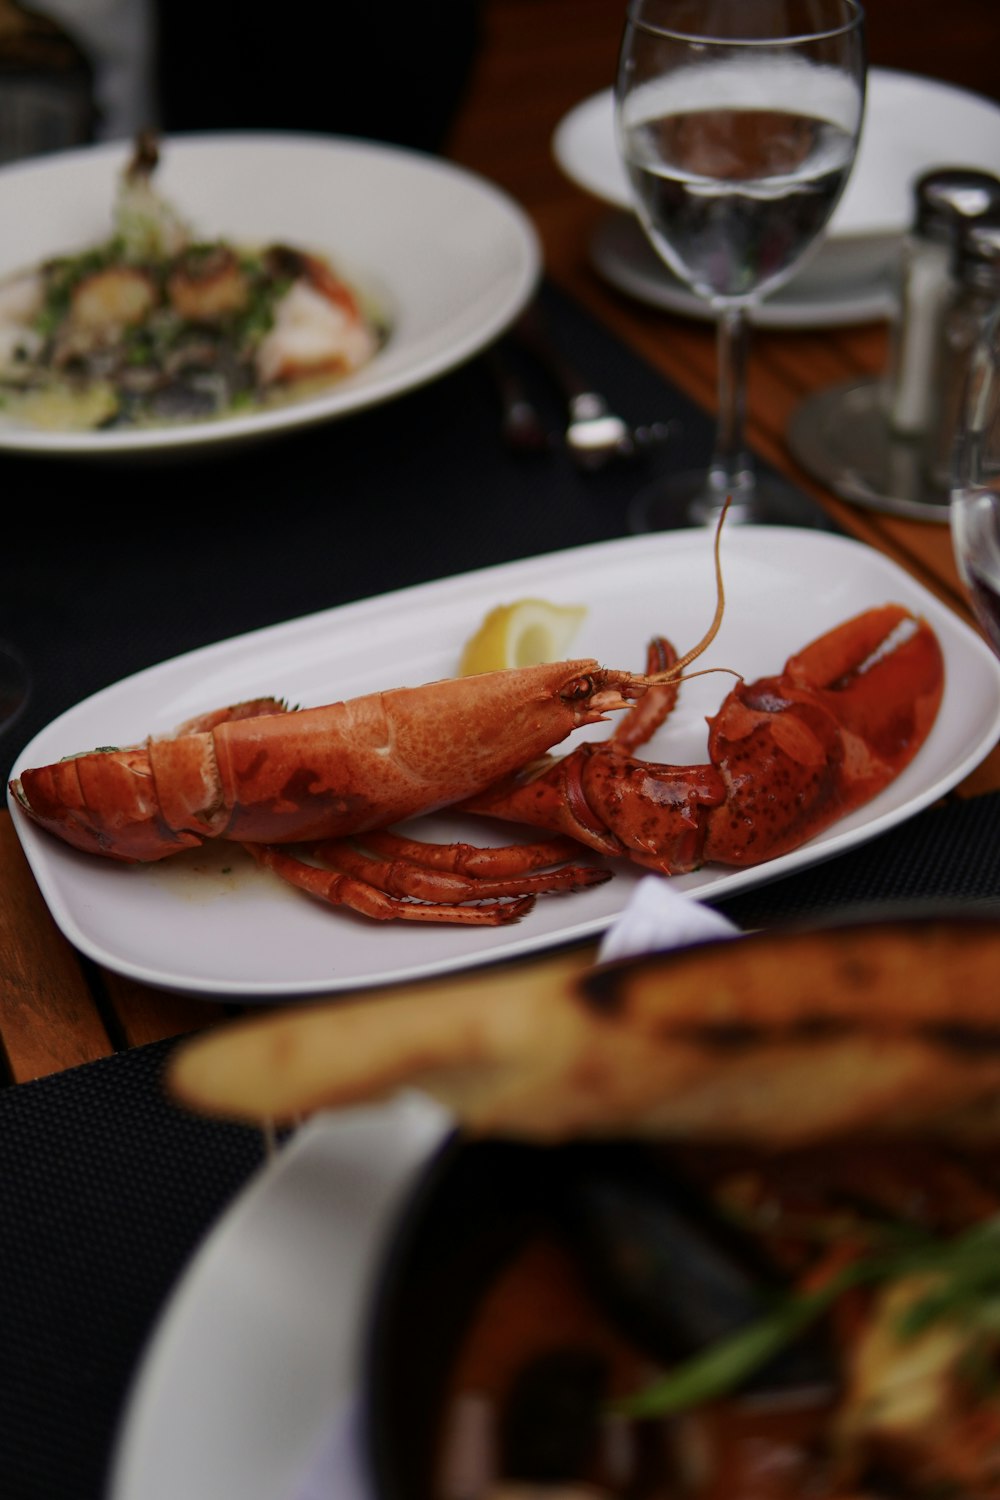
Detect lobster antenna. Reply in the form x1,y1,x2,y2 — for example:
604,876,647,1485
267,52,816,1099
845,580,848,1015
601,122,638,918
648,497,730,683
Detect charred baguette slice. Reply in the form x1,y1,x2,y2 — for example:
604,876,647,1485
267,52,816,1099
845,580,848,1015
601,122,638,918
168,913,1000,1147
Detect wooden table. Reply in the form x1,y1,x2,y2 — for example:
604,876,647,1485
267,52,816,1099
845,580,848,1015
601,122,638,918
2,0,998,1089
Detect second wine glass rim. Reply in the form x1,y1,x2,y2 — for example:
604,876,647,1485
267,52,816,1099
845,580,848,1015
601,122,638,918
625,0,864,47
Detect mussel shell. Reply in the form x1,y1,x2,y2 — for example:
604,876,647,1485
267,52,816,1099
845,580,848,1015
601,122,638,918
542,1140,833,1388
499,1346,611,1481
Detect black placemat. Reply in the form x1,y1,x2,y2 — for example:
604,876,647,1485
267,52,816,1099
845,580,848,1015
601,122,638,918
0,279,831,783
0,1040,267,1500
717,787,1000,928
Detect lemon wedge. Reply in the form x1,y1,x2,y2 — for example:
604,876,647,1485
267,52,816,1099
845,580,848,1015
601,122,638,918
459,598,588,675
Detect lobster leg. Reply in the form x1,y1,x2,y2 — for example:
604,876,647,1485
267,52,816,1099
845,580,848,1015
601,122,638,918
355,829,602,877
610,636,681,754
244,843,537,925
244,831,610,924
310,837,611,901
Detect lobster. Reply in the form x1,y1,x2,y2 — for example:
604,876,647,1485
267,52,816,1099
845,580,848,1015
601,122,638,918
9,602,943,926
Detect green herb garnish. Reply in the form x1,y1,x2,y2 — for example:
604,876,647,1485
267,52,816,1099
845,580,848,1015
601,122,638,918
615,1213,1000,1418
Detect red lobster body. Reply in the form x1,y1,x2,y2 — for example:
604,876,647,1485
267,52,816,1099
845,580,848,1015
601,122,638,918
11,662,640,864
461,605,945,873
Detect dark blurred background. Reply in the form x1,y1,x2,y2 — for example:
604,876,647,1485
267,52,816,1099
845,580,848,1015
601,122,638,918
13,0,999,162
150,1,486,152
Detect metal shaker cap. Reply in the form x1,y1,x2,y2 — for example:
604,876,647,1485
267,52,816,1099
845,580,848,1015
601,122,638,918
955,213,1000,292
913,167,1000,242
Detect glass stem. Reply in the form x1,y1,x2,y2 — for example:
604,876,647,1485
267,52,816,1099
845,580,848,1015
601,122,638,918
701,305,754,523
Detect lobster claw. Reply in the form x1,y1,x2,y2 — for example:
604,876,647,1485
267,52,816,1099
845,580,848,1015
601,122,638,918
782,603,944,763
703,604,944,867
462,606,945,878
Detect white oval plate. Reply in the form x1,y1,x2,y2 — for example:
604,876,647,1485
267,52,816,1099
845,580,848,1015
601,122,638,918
8,527,1000,999
0,133,540,458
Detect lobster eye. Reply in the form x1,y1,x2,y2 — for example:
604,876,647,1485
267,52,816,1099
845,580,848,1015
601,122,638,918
564,674,597,702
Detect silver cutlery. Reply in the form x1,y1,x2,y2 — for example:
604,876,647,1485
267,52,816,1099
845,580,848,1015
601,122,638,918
485,346,552,454
511,305,677,469
564,389,677,469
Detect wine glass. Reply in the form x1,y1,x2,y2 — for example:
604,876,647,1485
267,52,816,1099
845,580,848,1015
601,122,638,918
950,302,1000,658
615,0,866,530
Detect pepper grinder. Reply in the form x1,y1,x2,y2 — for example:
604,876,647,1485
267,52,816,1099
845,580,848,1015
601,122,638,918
924,214,1000,492
884,168,1000,440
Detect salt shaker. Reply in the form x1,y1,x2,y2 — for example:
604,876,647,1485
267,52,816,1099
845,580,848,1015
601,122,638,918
884,168,1000,439
924,215,1000,491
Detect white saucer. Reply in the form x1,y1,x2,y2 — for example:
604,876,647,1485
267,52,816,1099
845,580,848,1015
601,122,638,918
556,68,1000,328
591,213,894,329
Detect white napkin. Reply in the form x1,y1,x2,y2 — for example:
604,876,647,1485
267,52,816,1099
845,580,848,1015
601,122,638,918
597,874,738,962
287,876,739,1500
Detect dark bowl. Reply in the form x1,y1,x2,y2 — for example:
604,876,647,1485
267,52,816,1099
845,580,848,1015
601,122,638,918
361,1133,557,1500
359,909,1000,1499
359,1133,835,1500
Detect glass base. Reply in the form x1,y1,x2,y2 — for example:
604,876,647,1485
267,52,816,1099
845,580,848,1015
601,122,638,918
627,469,835,534
787,378,951,521
0,642,30,735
